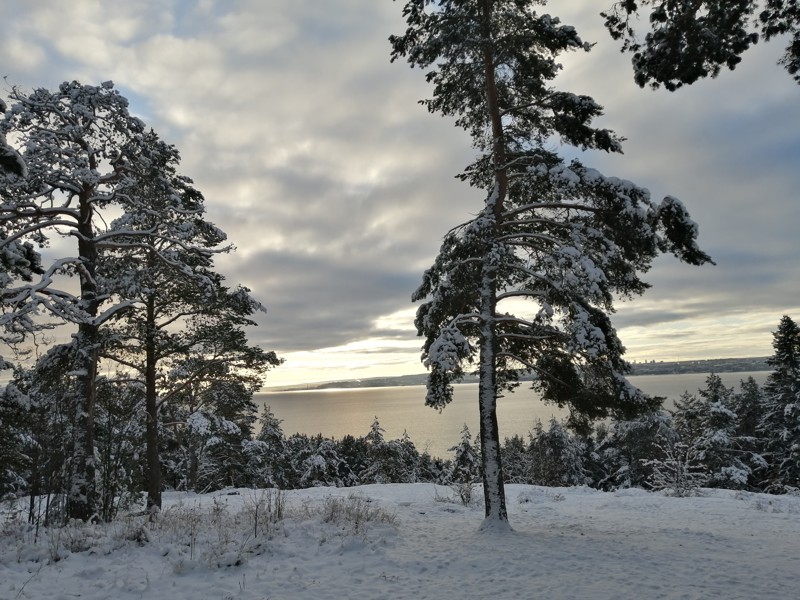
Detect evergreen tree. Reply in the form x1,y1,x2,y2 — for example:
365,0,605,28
760,315,800,490
641,436,708,496
673,375,752,489
417,450,451,484
596,411,676,490
0,98,25,178
336,434,370,484
165,370,262,492
0,368,36,501
528,418,588,487
730,376,765,441
501,434,531,484
244,405,292,489
391,0,711,527
2,348,77,524
299,439,354,488
730,377,769,487
0,81,255,520
398,430,422,483
284,433,315,489
94,377,146,521
360,417,411,484
449,424,481,484
603,0,800,88
97,131,273,509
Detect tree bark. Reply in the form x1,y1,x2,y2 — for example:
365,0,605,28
144,293,162,511
478,265,509,526
66,186,100,522
476,0,510,527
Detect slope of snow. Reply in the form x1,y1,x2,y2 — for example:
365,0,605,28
2,484,798,599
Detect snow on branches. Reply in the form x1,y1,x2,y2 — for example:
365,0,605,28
415,150,712,428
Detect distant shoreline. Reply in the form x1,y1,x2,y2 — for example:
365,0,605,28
264,356,771,392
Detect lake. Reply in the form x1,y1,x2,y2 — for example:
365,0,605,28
256,371,769,459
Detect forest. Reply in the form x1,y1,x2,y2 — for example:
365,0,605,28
1,313,799,526
2,1,799,530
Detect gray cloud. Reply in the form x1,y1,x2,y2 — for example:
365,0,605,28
234,248,421,352
3,2,799,383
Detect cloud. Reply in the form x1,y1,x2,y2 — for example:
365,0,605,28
235,247,421,352
3,1,799,384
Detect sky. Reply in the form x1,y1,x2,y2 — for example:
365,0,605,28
2,1,799,388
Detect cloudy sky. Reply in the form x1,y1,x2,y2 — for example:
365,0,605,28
2,1,799,387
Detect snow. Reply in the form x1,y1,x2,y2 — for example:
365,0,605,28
2,484,798,599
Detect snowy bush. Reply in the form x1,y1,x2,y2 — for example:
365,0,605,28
642,438,707,497
315,493,396,537
451,481,478,506
242,488,286,539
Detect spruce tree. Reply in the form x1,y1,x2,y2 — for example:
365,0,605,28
673,375,754,489
361,417,410,484
596,411,677,490
528,417,588,487
449,423,481,484
244,405,292,489
760,315,800,490
391,0,711,527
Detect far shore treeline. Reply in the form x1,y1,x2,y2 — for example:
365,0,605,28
272,357,771,392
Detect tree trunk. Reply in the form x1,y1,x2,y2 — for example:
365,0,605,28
66,185,100,522
188,443,199,492
476,0,510,529
478,266,509,527
144,294,162,511
67,323,99,522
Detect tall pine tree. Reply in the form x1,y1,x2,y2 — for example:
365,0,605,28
391,0,711,527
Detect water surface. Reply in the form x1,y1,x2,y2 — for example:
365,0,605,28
257,371,769,458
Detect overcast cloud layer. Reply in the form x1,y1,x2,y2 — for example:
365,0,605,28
3,1,799,386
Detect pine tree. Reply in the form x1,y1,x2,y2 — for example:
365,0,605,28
0,81,262,520
0,98,25,178
95,127,280,509
603,0,800,88
391,0,711,527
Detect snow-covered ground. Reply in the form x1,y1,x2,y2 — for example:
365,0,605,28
2,484,799,600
